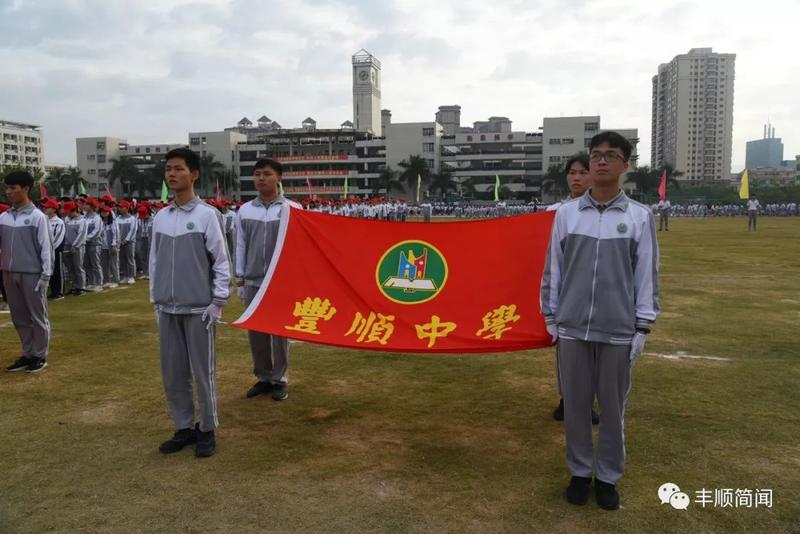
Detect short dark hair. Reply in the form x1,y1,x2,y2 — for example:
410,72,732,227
165,148,200,173
4,170,34,190
253,158,282,176
563,153,590,175
589,131,633,161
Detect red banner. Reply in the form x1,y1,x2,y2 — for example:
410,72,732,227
233,209,556,353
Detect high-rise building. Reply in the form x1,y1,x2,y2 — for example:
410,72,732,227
651,48,735,184
384,122,443,173
435,105,462,136
1,119,44,173
746,123,784,169
352,49,382,134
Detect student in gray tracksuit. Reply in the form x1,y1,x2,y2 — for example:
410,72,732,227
83,200,104,290
100,207,120,287
150,148,230,458
117,202,137,283
1,171,53,373
541,131,660,510
235,158,301,401
135,207,153,278
62,201,88,295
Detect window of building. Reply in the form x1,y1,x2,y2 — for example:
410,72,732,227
549,138,561,144
135,148,141,153
425,159,435,168
466,135,473,141
562,138,574,144
155,147,161,153
87,154,95,160
88,169,96,175
507,134,513,140
97,155,106,163
190,137,200,145
584,122,599,131
145,147,151,153
480,135,486,141
423,143,435,153
422,128,435,136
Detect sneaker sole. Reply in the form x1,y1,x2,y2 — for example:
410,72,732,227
26,362,48,373
7,366,29,373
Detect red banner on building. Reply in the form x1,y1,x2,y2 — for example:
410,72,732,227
233,209,556,353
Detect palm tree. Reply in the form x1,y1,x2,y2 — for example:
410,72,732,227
397,155,431,202
428,170,457,200
457,177,478,200
62,167,88,197
146,161,166,198
372,167,405,197
541,163,567,200
624,165,682,200
44,167,67,197
199,154,225,197
108,158,141,196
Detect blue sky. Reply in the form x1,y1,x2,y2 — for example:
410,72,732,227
2,0,798,170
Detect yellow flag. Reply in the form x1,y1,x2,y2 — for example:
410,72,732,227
739,169,749,200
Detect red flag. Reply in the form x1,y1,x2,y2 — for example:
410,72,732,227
233,209,556,353
39,184,48,198
658,170,667,201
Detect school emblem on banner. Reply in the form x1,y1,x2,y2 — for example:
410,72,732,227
376,240,448,305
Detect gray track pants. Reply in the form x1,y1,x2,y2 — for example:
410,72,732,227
3,271,50,362
557,338,632,484
120,241,136,279
244,285,289,384
158,312,218,432
136,238,150,275
101,248,120,284
64,246,86,290
84,243,103,287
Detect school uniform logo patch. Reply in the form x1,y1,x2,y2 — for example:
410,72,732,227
617,223,628,234
24,219,30,225
186,222,195,230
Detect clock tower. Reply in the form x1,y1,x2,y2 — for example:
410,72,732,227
352,49,381,135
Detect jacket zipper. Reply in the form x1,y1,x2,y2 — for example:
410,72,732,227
585,210,602,340
170,209,177,306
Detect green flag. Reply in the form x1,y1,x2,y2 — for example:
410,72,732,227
279,181,284,196
494,175,500,202
343,175,349,198
79,181,87,195
161,180,168,203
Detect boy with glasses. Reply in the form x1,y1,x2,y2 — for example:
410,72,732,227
541,131,660,510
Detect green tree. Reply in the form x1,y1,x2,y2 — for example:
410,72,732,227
541,163,567,200
624,164,682,201
199,154,225,197
146,161,166,198
108,158,141,196
428,169,457,200
397,155,431,202
62,167,88,197
372,167,405,197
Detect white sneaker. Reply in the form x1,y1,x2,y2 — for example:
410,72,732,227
109,283,119,288
127,277,136,284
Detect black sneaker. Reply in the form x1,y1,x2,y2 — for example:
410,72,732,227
158,427,197,453
195,427,216,458
271,383,288,401
595,479,620,510
566,476,592,505
6,356,31,372
591,409,599,425
25,359,47,373
245,381,273,398
553,398,564,421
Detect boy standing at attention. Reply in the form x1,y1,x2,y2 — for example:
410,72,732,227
541,131,660,510
150,148,230,458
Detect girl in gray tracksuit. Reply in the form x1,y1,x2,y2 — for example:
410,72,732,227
116,208,137,282
62,206,88,294
100,209,120,287
83,206,103,289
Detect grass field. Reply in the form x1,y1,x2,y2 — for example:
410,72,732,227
1,217,799,533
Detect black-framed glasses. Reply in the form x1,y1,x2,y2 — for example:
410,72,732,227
589,151,626,163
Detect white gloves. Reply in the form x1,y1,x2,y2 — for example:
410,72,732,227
237,286,246,304
201,303,223,330
629,332,647,367
34,278,48,295
546,323,559,344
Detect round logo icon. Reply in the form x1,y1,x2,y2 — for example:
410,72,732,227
186,222,195,230
23,219,30,225
376,240,448,305
617,222,628,234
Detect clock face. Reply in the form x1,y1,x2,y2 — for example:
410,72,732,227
358,70,368,81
